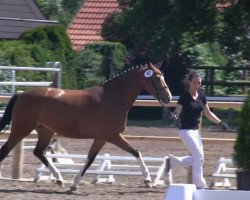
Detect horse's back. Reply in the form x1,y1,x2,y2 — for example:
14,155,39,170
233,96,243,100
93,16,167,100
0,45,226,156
11,87,123,138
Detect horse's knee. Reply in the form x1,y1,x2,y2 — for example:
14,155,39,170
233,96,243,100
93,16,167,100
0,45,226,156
131,149,140,158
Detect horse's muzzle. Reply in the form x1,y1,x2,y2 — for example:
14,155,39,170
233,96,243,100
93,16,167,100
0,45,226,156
157,88,172,106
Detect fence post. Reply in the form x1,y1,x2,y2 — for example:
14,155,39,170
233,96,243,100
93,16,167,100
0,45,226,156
12,140,24,179
52,62,62,88
11,70,16,94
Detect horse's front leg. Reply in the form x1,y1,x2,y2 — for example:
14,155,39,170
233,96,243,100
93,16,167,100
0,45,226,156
70,139,106,191
110,134,152,188
135,150,152,187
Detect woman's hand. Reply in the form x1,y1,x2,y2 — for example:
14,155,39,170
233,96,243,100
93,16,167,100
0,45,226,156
219,121,229,131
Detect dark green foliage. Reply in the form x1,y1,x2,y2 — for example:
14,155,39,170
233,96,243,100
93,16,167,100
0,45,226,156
102,0,250,95
103,0,249,66
20,25,77,89
234,90,250,169
0,40,52,92
75,41,127,88
0,41,36,66
102,0,220,63
217,0,250,66
35,0,83,25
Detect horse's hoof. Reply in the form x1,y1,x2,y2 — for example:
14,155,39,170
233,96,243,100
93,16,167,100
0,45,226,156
144,180,153,188
56,180,64,187
70,185,78,191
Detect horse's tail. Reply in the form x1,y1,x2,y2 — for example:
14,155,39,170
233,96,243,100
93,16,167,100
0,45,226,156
0,94,19,132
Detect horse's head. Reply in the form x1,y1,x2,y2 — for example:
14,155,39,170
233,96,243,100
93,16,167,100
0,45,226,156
143,63,172,106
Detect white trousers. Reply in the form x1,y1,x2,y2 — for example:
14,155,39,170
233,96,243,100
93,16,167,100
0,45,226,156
170,129,207,189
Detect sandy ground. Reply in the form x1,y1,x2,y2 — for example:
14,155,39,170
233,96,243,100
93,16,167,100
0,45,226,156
0,126,237,200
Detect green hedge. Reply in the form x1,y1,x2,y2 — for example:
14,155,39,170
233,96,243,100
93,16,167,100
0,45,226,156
20,25,77,89
0,25,77,89
0,26,128,90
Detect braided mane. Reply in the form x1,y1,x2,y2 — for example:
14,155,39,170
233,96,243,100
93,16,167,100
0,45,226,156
100,65,145,86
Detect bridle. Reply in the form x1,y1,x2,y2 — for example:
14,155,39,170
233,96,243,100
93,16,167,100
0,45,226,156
143,61,178,121
150,72,175,118
150,72,169,105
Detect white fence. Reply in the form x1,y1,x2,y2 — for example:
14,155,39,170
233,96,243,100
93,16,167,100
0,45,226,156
0,139,37,150
34,153,169,187
0,62,62,119
0,137,170,186
210,157,237,188
0,62,62,95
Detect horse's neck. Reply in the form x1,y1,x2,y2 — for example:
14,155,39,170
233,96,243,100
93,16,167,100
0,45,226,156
103,71,144,106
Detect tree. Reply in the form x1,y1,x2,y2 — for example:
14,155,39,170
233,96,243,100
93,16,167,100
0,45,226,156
76,42,127,89
102,0,250,95
35,0,83,25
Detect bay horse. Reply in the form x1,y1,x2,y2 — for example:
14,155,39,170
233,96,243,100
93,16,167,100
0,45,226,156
0,63,172,190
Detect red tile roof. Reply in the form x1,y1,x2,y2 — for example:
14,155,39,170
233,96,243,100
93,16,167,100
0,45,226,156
215,0,238,11
67,0,120,51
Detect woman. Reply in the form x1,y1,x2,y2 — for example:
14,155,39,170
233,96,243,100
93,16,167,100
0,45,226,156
166,70,228,189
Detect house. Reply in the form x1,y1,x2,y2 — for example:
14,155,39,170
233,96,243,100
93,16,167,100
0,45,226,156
0,0,58,39
67,0,120,51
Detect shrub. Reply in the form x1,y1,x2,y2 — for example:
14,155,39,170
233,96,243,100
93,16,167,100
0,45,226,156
20,25,77,89
0,41,35,66
234,90,250,170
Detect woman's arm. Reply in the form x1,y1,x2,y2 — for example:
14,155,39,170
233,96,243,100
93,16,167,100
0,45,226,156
203,104,228,130
203,103,221,124
172,104,183,119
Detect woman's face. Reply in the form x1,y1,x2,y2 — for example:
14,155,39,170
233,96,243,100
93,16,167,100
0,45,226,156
188,76,201,91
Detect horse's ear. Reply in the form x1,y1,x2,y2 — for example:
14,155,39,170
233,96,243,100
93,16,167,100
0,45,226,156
149,62,155,69
158,61,163,69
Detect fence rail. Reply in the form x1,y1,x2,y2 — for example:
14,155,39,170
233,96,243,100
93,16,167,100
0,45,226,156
134,99,243,109
191,66,250,95
34,153,168,186
0,62,62,95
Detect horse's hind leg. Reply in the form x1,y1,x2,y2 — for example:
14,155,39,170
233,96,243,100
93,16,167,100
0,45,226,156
0,122,34,176
33,126,64,186
0,133,25,168
71,139,106,191
110,134,153,188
